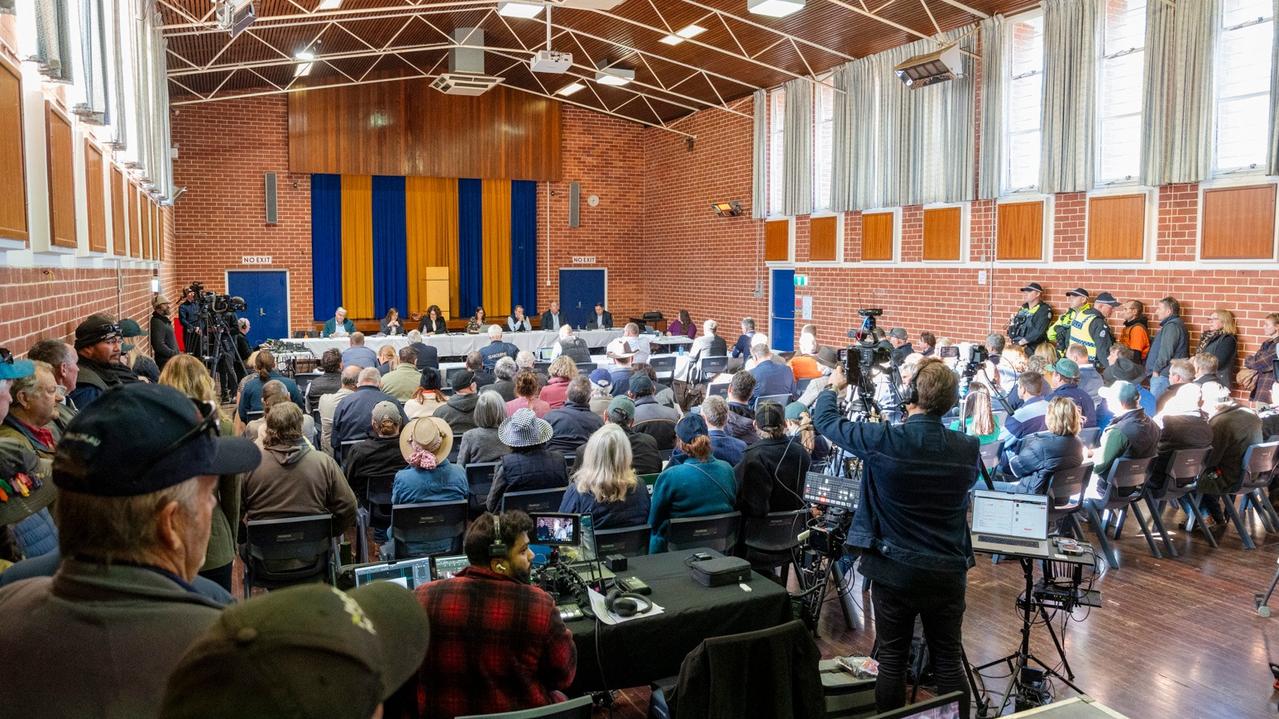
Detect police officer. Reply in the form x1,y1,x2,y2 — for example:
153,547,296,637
1007,282,1052,352
1067,291,1116,369
1047,288,1091,353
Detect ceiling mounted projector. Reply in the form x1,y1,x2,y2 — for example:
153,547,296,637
431,73,504,95
531,49,573,73
895,44,962,88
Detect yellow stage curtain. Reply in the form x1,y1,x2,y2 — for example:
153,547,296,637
405,176,460,319
481,179,512,318
340,175,374,319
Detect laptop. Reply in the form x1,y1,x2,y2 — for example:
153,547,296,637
430,554,470,580
352,556,434,590
970,490,1050,558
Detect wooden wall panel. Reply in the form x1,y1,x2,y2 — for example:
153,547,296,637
44,102,76,249
861,212,894,261
1087,194,1145,260
0,55,26,243
288,81,562,181
996,201,1044,260
810,216,838,261
764,218,790,262
128,182,140,258
110,166,126,255
922,207,962,260
84,141,106,253
1202,185,1277,259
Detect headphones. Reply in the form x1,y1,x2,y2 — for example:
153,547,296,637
605,589,653,618
904,372,921,407
488,513,508,562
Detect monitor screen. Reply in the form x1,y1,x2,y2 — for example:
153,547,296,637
868,692,962,719
430,554,470,580
353,557,434,591
803,471,861,510
530,513,581,546
972,490,1048,540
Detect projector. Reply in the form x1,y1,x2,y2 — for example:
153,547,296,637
431,73,503,96
530,50,573,74
894,43,962,89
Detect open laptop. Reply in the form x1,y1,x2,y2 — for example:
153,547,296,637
352,556,434,590
970,490,1050,558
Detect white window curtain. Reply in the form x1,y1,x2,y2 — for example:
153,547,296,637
1268,0,1279,175
131,0,150,176
1139,0,1170,185
977,14,1006,200
782,77,813,216
32,0,72,82
752,90,767,219
76,0,110,124
108,0,127,148
1161,0,1218,183
1039,0,1098,194
0,0,15,14
151,7,174,199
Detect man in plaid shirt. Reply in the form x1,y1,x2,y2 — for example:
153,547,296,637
415,511,578,719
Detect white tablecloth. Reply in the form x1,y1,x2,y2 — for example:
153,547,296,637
285,329,622,358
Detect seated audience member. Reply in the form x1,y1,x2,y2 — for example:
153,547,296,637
577,397,663,476
341,333,379,371
236,351,304,423
463,350,494,388
380,347,422,402
608,323,653,365
0,384,260,719
0,361,59,459
506,305,532,333
588,369,615,415
405,367,447,420
1065,343,1103,402
27,339,79,427
332,368,406,463
786,401,831,467
487,409,568,511
607,344,637,397
480,325,520,372
1046,358,1097,428
120,319,160,383
380,307,404,336
68,314,129,409
1199,382,1263,524
796,347,841,406
731,317,759,369
918,331,937,357
241,403,357,534
545,377,603,455
457,391,512,466
887,327,914,365
1198,309,1238,388
434,370,480,435
419,305,448,335
506,370,551,418
1192,352,1220,387
159,582,428,719
630,374,679,444
559,424,651,530
1118,300,1151,361
540,356,577,409
320,366,359,454
405,329,440,371
376,345,397,376
342,401,406,514
306,349,344,410
1086,381,1160,500
995,398,1085,495
393,416,469,555
490,357,519,401
699,395,748,465
415,511,576,718
1032,341,1059,367
541,302,567,333
465,306,487,334
749,340,795,402
689,319,728,364
997,372,1051,468
516,351,545,385
725,370,760,445
1244,312,1279,406
735,402,812,518
647,414,738,553
789,327,825,381
668,309,697,339
551,325,593,364
243,379,317,448
1149,383,1213,492
0,355,57,564
949,383,1001,445
323,306,355,337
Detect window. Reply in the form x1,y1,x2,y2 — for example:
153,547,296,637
45,102,76,249
768,87,786,216
1214,0,1275,175
1003,11,1044,193
812,78,835,212
1096,0,1147,184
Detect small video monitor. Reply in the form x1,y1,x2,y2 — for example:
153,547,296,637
430,554,470,581
939,346,960,359
530,512,582,546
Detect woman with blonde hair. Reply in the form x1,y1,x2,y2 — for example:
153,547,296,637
997,397,1084,495
1033,341,1058,367
950,382,1001,445
539,356,578,410
1198,308,1238,388
1243,312,1279,405
559,423,651,530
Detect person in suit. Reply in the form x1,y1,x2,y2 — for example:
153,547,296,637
322,307,355,338
592,303,613,330
506,305,532,333
379,307,404,336
405,330,439,371
479,325,520,372
748,341,795,403
689,319,727,364
540,302,567,333
418,305,447,335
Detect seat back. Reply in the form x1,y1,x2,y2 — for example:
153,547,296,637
708,384,729,398
390,501,469,558
365,472,397,505
575,362,597,374
1045,462,1092,511
1164,446,1211,490
698,355,729,379
1100,456,1153,505
454,695,593,719
756,393,791,408
668,511,742,553
649,355,677,382
638,472,659,489
243,514,335,588
634,419,677,451
1078,427,1101,447
533,361,552,374
500,487,567,514
593,524,651,558
1240,441,1279,491
447,435,462,464
978,439,1003,471
743,509,806,553
795,377,812,395
465,462,500,502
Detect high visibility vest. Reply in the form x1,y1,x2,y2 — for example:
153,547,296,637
1068,309,1101,359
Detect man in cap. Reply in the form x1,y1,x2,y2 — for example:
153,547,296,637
416,510,576,718
0,361,61,459
606,342,637,397
0,349,58,564
886,328,914,366
1086,380,1160,500
487,408,567,512
121,317,161,383
0,383,261,718
149,295,180,369
607,322,652,365
67,314,129,409
1045,358,1097,428
1066,291,1116,370
1008,282,1053,352
574,395,663,476
160,582,429,719
1101,345,1156,418
433,369,481,435
1047,288,1092,354
332,367,407,464
796,347,842,406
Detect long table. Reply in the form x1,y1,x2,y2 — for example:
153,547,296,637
566,548,793,692
286,329,622,358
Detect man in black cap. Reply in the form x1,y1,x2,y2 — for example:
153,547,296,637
433,369,481,434
67,314,131,410
1066,291,1116,370
886,328,914,366
1047,288,1092,354
150,294,180,369
0,383,261,718
1008,282,1052,352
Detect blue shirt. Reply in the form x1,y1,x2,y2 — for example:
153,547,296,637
668,429,746,467
341,346,379,370
392,461,469,556
647,458,737,554
749,359,796,402
1050,383,1097,428
558,482,651,531
236,372,304,422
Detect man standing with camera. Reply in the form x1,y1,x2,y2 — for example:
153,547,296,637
1008,282,1052,352
812,358,977,716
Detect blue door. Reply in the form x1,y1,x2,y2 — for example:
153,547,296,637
559,268,606,329
228,270,288,346
770,269,795,352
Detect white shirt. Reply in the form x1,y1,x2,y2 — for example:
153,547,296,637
607,335,652,365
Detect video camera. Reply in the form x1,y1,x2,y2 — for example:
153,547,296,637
962,344,989,380
187,281,246,315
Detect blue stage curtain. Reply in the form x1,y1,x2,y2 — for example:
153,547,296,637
310,174,343,321
510,180,538,315
458,178,484,318
371,175,408,319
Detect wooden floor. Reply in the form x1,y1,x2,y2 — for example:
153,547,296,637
598,507,1279,718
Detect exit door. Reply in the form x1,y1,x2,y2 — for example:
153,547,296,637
227,270,289,346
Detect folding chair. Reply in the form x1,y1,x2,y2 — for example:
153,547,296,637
667,511,742,554
649,355,677,386
1144,447,1212,555
1045,462,1092,540
692,355,729,386
742,509,806,584
500,487,567,514
388,501,469,560
978,439,1003,472
464,461,500,516
1195,442,1279,550
756,393,791,408
593,524,651,558
447,435,462,465
1082,456,1156,568
1078,427,1101,448
242,514,337,598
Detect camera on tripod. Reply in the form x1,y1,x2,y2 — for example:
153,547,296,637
187,282,246,315
962,344,989,380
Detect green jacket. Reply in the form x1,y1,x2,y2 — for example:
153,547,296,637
379,363,423,402
204,417,241,572
0,559,223,719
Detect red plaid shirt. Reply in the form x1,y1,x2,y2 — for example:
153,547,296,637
415,565,577,719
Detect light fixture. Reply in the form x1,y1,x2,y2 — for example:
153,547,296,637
659,24,707,45
294,50,314,77
497,0,543,18
712,200,743,217
747,0,804,18
314,0,341,10
556,81,585,96
595,61,634,86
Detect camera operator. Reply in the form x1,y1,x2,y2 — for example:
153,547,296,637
812,358,977,717
178,288,201,355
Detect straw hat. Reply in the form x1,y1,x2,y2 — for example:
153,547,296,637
399,416,454,463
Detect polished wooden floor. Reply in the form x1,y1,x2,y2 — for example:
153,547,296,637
598,507,1279,718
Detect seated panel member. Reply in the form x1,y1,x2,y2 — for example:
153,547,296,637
418,304,448,335
507,305,532,333
540,302,568,333
591,303,613,330
323,307,355,338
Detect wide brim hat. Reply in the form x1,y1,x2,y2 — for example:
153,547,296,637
399,416,454,463
0,443,54,527
814,346,840,369
608,341,636,359
498,408,554,448
1103,356,1147,384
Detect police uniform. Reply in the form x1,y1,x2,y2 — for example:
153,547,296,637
1048,288,1091,352
1007,282,1053,351
1067,307,1114,369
